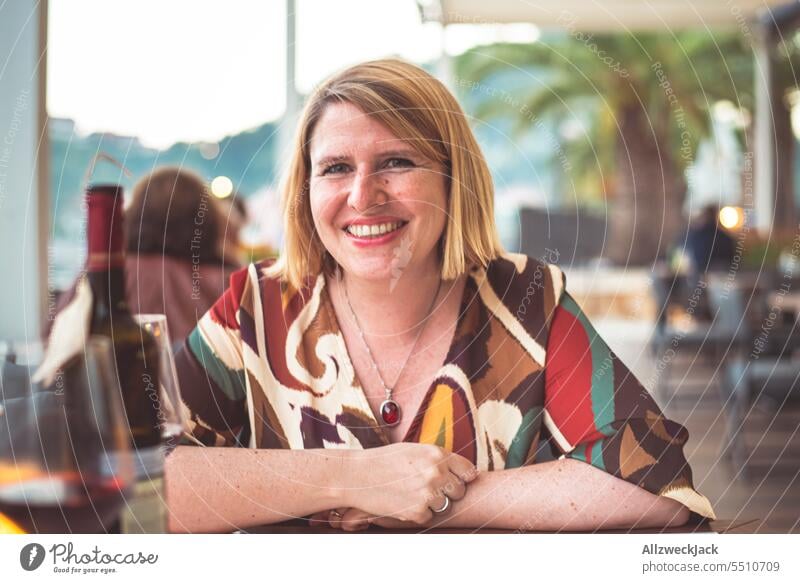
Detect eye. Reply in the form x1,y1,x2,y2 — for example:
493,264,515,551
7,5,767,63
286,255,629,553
383,158,414,170
320,162,349,176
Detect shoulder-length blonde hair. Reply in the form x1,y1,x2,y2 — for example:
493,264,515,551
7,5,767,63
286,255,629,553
264,58,504,291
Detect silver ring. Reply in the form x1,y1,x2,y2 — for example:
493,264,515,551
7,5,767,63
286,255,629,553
330,510,343,519
431,495,451,514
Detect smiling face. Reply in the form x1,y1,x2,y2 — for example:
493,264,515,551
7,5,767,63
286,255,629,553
308,101,449,283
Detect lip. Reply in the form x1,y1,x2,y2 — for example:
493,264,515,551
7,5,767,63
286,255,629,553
343,220,409,247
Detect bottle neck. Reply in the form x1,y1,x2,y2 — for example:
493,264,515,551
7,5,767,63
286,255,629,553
86,185,125,272
85,185,128,324
87,268,129,326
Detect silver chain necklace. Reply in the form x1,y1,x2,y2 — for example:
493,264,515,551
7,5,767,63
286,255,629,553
341,273,444,427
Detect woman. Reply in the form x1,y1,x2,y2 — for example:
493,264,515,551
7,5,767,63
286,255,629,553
125,166,240,341
168,59,715,533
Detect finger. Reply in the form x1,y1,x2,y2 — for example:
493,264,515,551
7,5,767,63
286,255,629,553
328,507,351,530
340,508,371,532
415,506,434,525
341,519,370,532
341,508,371,524
446,453,480,483
371,516,411,529
442,473,467,501
427,491,450,515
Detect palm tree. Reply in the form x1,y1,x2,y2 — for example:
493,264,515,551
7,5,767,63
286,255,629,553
456,31,755,265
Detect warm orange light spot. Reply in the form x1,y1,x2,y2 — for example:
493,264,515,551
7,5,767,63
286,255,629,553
719,206,744,230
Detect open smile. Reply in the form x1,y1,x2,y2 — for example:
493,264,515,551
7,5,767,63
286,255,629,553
342,220,410,246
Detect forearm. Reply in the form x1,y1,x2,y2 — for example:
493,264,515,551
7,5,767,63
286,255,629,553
164,446,358,533
428,458,689,531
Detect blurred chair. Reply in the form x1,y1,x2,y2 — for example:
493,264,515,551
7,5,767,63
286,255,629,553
714,270,800,476
650,275,752,403
721,353,800,478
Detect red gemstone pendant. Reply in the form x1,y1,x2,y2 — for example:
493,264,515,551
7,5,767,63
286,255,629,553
380,399,401,426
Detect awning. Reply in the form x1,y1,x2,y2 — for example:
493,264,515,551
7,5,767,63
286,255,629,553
420,0,794,31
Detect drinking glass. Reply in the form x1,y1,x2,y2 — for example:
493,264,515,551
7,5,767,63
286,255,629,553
132,314,186,452
0,337,133,533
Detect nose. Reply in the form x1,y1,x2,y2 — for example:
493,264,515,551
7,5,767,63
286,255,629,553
346,166,387,213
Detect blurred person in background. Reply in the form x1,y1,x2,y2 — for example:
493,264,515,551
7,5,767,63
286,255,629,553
50,167,239,344
685,204,736,280
652,204,736,333
683,204,736,321
125,166,241,342
216,193,249,266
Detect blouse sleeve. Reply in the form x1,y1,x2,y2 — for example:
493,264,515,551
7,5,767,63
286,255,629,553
543,289,716,520
173,268,250,447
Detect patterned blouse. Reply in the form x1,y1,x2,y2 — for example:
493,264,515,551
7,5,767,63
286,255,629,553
174,253,716,520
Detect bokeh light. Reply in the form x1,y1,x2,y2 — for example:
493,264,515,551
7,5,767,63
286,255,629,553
211,176,234,199
719,205,744,230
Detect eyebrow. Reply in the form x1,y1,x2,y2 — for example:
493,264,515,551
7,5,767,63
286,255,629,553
312,148,423,168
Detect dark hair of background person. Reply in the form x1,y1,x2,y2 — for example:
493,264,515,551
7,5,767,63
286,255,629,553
125,166,223,265
229,193,248,220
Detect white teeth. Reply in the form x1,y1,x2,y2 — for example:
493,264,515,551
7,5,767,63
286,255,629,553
346,221,405,238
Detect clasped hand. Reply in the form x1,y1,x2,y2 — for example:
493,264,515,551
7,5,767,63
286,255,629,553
309,443,479,531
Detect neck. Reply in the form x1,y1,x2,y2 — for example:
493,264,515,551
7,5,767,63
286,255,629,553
336,260,447,341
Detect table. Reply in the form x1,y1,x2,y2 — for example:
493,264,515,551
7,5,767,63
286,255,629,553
242,517,767,534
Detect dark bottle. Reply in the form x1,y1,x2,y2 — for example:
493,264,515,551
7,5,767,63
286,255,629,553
85,184,166,533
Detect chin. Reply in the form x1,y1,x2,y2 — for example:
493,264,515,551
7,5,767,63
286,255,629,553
341,261,396,281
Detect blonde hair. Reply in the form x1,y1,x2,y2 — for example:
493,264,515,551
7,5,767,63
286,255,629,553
265,58,504,291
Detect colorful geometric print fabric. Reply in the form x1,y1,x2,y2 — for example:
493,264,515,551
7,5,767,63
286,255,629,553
174,252,715,520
